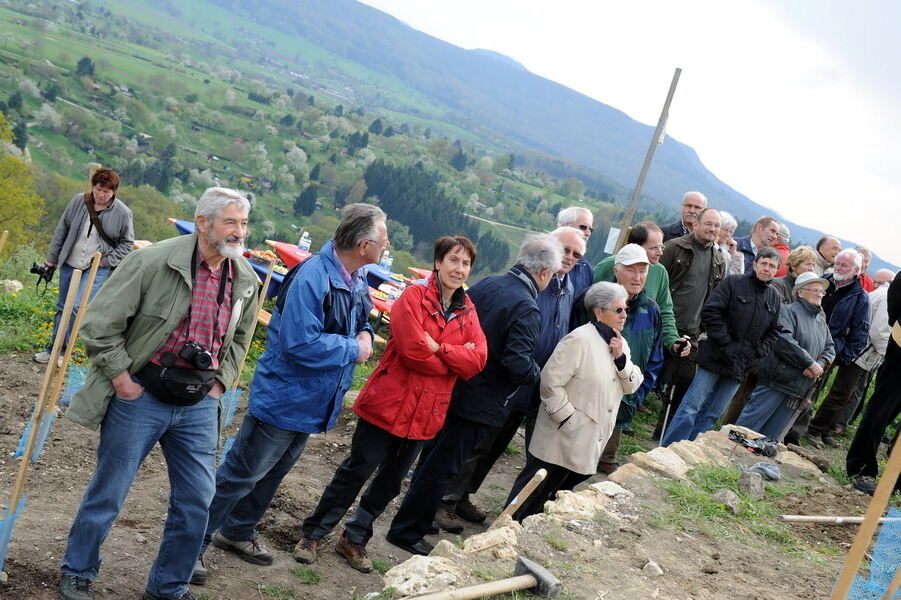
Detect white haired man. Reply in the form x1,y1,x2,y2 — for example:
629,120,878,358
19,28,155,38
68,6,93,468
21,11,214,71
556,206,594,296
60,188,260,600
661,191,707,242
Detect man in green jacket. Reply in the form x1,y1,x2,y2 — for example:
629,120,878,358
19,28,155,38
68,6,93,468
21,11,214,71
594,221,687,356
60,188,260,600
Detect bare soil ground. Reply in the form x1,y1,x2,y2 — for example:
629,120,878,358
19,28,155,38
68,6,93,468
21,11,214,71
0,355,879,600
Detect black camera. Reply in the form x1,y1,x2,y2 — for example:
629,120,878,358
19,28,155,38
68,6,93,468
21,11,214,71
30,262,55,283
178,341,213,370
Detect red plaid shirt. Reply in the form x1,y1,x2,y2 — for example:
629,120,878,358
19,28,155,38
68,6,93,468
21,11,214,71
152,251,234,371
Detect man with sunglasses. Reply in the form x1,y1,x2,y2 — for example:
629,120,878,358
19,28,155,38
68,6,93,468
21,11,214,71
432,227,585,531
556,206,595,297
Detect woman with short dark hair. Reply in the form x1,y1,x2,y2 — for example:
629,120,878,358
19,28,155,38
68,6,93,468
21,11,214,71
295,236,487,571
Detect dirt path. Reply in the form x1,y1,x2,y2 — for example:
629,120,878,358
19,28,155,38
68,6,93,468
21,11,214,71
0,354,878,599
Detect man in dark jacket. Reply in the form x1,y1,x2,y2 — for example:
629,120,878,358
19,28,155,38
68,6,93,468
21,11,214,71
662,247,782,445
805,248,871,447
432,227,584,531
733,216,780,274
661,191,707,242
655,208,725,439
846,270,901,495
385,234,563,556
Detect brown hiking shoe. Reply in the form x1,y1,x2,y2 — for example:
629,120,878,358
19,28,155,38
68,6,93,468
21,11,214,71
336,534,372,573
293,537,320,564
455,498,487,523
434,506,465,533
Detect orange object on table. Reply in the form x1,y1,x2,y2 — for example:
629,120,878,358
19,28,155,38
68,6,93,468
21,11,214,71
408,267,432,280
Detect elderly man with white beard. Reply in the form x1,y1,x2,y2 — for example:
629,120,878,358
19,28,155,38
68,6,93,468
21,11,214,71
801,248,871,448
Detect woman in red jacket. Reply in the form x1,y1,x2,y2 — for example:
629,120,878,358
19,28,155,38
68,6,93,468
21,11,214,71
295,236,487,572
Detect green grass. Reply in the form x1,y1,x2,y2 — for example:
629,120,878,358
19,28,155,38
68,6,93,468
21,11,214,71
544,530,568,551
371,558,392,575
502,443,522,456
291,566,322,585
257,584,302,600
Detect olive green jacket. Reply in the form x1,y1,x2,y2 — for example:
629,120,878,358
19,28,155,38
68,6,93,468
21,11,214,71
66,233,260,429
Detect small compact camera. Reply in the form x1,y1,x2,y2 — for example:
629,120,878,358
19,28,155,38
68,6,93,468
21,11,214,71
178,341,213,370
30,262,55,283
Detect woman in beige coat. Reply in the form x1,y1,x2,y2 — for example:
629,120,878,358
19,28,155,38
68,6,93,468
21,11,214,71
505,282,643,520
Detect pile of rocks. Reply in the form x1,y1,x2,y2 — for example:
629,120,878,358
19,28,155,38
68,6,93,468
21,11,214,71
374,425,824,598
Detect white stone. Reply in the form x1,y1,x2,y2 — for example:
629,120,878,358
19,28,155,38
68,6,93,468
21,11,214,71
383,556,465,596
0,280,23,294
630,448,690,480
588,481,634,498
775,451,822,479
463,525,519,559
544,489,602,520
642,560,664,576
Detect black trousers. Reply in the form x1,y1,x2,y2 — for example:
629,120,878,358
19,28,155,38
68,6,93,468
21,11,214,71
301,418,422,545
505,453,590,522
442,405,536,505
847,341,901,483
388,413,490,544
809,363,867,436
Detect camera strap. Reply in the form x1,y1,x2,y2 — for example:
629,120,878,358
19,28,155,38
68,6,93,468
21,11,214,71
83,193,119,248
181,248,230,350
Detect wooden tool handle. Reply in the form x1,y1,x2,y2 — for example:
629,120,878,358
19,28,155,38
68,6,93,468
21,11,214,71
409,574,536,600
495,468,547,523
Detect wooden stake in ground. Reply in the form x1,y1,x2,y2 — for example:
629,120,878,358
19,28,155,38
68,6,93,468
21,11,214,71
493,468,547,524
0,230,8,257
780,515,901,525
830,434,901,599
8,269,82,511
615,67,682,251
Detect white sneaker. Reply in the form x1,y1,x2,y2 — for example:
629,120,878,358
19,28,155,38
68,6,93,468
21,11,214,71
33,351,51,364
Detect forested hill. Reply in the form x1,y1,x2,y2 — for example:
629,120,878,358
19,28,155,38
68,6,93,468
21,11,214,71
199,0,894,270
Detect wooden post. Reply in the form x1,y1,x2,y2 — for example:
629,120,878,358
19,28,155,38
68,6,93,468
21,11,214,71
830,434,901,599
0,230,8,257
44,253,102,415
615,68,682,251
8,269,82,509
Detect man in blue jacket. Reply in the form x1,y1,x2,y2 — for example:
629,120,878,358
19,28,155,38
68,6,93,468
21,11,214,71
194,204,383,584
385,234,563,556
733,216,780,274
805,248,871,448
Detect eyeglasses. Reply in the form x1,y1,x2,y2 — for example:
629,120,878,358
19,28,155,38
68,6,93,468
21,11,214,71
800,288,827,296
577,224,594,234
563,247,584,260
365,239,390,249
603,306,627,314
646,245,665,253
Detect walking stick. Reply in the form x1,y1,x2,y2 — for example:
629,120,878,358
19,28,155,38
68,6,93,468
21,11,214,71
659,382,676,442
494,468,547,524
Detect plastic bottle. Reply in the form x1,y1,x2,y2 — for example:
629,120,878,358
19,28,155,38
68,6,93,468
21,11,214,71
379,250,391,270
298,231,312,252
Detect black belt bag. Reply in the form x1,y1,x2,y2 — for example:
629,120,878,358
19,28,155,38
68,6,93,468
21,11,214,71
137,362,217,406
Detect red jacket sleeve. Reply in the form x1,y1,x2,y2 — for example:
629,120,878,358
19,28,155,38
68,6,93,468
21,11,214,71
436,305,488,380
390,286,451,376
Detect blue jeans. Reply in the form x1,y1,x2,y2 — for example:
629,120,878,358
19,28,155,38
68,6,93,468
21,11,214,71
202,413,309,551
49,263,110,352
661,367,741,445
736,385,796,439
61,389,218,599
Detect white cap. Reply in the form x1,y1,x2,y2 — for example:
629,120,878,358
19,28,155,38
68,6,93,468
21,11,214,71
615,244,650,266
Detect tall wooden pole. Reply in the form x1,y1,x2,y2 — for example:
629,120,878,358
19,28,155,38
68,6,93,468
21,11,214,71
616,67,682,250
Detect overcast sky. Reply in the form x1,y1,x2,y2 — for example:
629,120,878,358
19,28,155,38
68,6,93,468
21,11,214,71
359,0,901,268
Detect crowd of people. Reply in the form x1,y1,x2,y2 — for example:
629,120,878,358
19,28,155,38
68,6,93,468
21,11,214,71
38,174,899,600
